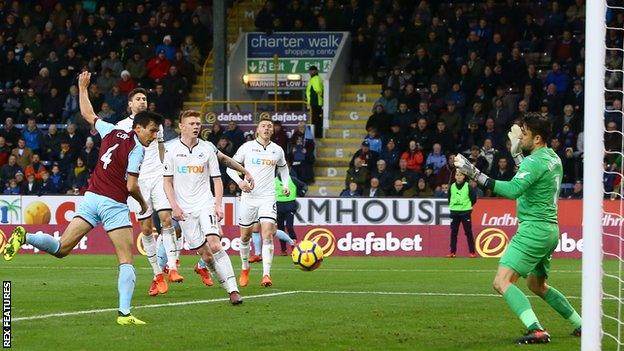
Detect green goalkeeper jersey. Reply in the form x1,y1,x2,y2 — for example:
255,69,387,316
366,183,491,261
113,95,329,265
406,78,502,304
493,147,562,223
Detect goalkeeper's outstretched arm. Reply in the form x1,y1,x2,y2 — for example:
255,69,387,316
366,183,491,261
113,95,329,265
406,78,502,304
453,153,541,200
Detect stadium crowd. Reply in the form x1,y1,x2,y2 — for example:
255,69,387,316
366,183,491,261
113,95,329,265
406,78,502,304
0,0,617,200
252,0,607,199
0,0,214,195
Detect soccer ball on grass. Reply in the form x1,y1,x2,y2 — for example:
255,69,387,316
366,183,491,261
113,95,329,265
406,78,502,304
291,240,324,271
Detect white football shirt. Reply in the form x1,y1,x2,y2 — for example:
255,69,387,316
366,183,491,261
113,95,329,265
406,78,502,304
116,116,164,179
232,140,287,198
163,139,221,212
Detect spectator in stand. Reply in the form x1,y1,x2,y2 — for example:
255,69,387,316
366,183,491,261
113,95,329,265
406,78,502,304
426,143,447,175
480,138,499,174
545,62,570,96
24,153,46,181
372,159,395,193
162,66,187,111
363,128,383,153
0,118,21,148
101,50,124,77
435,153,456,189
392,102,415,133
106,86,127,122
3,178,20,195
224,121,245,150
53,138,75,177
62,85,79,123
150,84,174,118
290,134,315,184
126,53,148,85
0,137,9,167
42,88,64,123
48,163,65,193
363,177,385,197
40,124,60,163
345,158,369,192
181,35,202,74
117,71,137,96
415,178,434,198
21,88,43,122
1,155,21,185
80,137,99,172
340,181,361,198
162,118,178,142
400,140,425,174
438,101,462,140
380,138,401,170
400,83,420,111
491,157,514,182
95,69,116,95
147,50,171,83
155,35,176,61
409,117,433,152
21,117,42,153
366,103,391,135
31,68,51,96
11,138,32,169
350,140,379,171
65,156,89,195
395,158,418,191
205,122,224,145
21,173,41,195
459,121,484,154
97,102,116,123
374,87,398,115
566,180,583,199
271,121,288,153
2,86,23,120
431,120,454,154
39,171,57,195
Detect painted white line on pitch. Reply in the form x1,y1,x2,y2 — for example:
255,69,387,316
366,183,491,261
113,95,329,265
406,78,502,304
297,290,582,300
12,291,298,322
2,266,584,274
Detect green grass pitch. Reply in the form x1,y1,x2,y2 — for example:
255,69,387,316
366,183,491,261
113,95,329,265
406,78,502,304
0,255,608,350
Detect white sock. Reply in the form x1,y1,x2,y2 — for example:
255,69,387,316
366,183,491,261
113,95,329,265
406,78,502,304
262,238,273,277
176,236,183,259
214,249,238,293
204,258,222,287
161,226,178,271
240,239,250,270
141,234,162,275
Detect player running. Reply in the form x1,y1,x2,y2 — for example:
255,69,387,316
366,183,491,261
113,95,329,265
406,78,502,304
453,113,582,344
163,110,242,304
2,71,162,325
227,117,291,287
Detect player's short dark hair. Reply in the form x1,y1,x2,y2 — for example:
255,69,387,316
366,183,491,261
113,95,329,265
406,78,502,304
128,88,147,101
521,112,552,143
133,111,163,128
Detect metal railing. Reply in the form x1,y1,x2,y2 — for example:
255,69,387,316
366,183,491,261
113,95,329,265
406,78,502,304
198,100,307,116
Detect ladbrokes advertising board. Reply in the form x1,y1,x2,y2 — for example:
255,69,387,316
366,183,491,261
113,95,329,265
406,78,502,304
0,197,609,258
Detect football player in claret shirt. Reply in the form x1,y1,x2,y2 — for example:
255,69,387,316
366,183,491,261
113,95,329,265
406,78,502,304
2,72,162,325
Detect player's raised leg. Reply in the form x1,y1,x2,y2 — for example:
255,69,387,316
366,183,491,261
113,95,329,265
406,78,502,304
2,217,92,260
109,227,145,325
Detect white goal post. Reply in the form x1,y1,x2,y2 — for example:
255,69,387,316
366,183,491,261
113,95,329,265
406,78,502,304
582,0,606,350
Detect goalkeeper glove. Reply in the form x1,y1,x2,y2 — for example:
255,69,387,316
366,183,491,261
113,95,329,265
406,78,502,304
508,124,524,165
453,153,494,189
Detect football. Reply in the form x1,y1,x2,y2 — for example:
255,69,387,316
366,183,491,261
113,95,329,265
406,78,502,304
291,240,324,271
